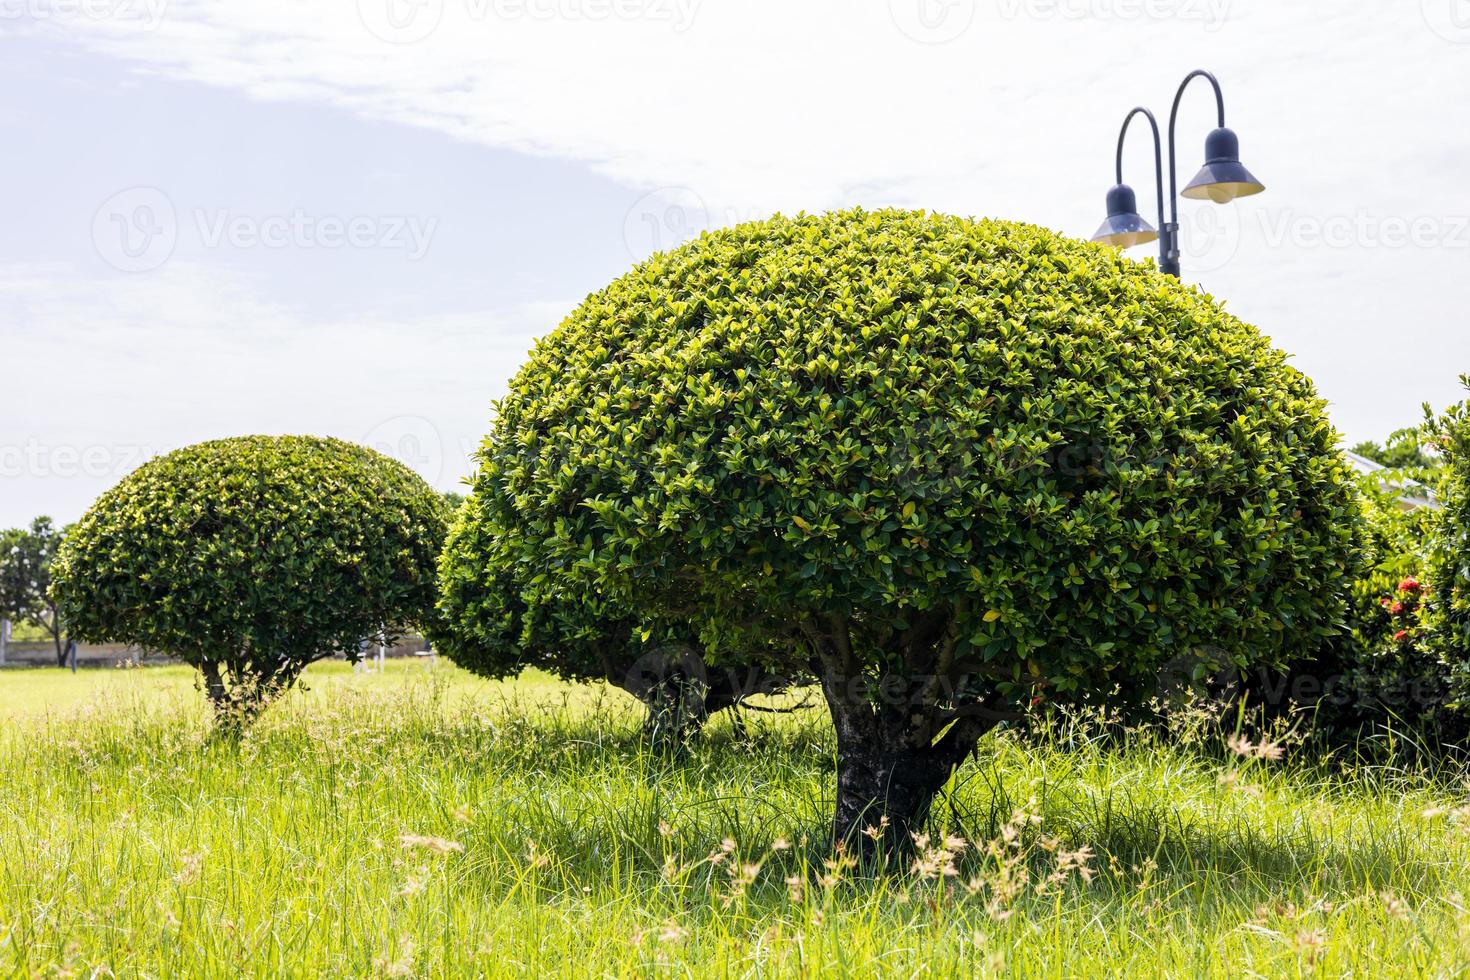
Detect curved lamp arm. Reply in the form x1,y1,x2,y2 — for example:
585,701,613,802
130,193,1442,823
1115,106,1166,269
1166,68,1226,228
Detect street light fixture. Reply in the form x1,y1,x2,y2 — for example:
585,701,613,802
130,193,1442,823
1090,69,1265,277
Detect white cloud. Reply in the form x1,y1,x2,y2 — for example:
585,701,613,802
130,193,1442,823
40,2,1465,215
10,0,1470,520
1,261,563,522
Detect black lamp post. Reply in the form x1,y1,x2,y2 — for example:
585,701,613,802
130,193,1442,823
1091,69,1265,277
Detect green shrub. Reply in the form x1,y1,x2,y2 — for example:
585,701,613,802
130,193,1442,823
450,208,1362,851
1241,473,1463,748
1333,484,1439,723
1426,379,1470,712
53,436,450,727
434,494,795,741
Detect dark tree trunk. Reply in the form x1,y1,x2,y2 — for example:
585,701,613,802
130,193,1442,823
823,676,996,857
50,612,65,668
617,652,795,746
201,660,252,735
641,669,713,745
200,657,301,734
830,748,956,857
808,614,1008,860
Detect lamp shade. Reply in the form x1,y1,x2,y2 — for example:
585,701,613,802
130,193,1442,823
1181,127,1265,203
1091,183,1157,248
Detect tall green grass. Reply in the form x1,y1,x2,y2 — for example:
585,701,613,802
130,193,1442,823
2,661,1469,976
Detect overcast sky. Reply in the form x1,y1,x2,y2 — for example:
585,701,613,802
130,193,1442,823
3,0,1468,526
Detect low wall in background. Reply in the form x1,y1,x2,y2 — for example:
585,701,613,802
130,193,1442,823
0,637,430,669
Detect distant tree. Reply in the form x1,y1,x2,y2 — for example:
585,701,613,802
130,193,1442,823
1351,427,1442,485
0,517,69,666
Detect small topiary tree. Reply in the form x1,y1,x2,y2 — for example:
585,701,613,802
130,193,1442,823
452,209,1361,852
434,493,795,742
52,436,450,728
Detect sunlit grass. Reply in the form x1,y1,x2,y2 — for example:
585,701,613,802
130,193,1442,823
2,661,1469,976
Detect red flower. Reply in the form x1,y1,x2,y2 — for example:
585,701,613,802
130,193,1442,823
1390,602,1405,615
1393,629,1410,643
1399,577,1421,593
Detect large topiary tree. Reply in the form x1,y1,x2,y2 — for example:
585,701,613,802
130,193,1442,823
53,436,450,728
451,209,1361,852
434,493,796,741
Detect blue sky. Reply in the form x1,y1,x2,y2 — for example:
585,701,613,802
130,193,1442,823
3,0,1470,525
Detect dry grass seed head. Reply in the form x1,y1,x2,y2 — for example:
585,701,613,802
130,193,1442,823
398,834,464,856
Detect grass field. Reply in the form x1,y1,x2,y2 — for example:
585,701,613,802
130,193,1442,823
3,661,1470,977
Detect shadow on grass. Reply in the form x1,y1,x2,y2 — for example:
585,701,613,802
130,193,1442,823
444,720,1464,917
32,677,1465,919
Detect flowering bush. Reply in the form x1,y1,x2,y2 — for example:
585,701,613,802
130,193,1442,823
1334,564,1455,739
1384,577,1422,646
1246,464,1470,751
1425,378,1470,715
